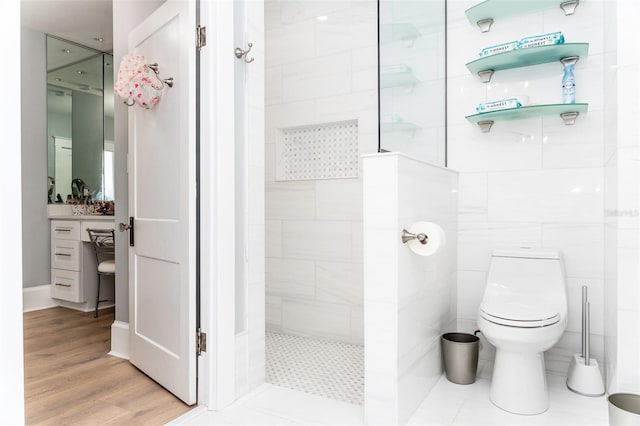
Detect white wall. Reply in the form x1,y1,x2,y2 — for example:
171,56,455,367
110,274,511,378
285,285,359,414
234,0,266,399
265,0,378,344
448,0,608,374
0,0,25,422
604,0,640,394
363,153,457,425
21,27,50,289
112,0,165,323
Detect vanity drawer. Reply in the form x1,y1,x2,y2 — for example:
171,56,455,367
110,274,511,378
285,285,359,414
51,220,81,240
51,239,81,271
81,221,115,242
51,268,82,302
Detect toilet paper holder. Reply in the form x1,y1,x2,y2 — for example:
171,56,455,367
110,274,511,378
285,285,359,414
401,229,428,245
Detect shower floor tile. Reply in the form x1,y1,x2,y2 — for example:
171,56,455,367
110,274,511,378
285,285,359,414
266,332,364,405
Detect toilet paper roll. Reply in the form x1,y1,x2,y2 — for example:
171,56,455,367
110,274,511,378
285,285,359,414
407,221,446,256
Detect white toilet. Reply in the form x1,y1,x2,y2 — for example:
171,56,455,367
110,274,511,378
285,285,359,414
477,248,568,415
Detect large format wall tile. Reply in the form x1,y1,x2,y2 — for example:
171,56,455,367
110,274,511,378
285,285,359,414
487,169,604,223
282,220,353,262
281,299,352,342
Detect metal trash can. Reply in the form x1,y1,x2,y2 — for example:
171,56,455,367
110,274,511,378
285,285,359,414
441,332,479,385
609,393,640,425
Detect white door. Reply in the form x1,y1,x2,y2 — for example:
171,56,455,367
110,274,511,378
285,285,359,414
127,0,197,405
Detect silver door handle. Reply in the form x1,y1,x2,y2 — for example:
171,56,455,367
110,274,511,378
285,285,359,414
120,217,135,246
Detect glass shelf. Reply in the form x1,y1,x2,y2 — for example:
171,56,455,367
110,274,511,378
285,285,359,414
380,65,420,89
466,43,589,82
381,122,421,132
465,103,588,132
380,23,421,45
465,0,582,32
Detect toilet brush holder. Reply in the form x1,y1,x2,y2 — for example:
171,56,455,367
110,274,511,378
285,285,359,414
567,286,605,396
567,354,605,396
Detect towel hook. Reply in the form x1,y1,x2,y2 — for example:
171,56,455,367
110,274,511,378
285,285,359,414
147,63,175,88
122,62,174,107
235,43,255,63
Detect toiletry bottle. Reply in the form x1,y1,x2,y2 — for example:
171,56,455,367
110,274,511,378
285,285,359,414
562,58,577,104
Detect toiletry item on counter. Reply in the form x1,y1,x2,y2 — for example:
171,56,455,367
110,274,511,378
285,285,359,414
561,57,578,104
479,41,519,57
518,31,565,50
476,98,522,113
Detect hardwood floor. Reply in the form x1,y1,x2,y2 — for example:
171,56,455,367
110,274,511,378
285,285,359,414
24,307,192,425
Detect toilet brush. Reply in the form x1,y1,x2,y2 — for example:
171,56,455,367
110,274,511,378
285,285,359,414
566,285,605,396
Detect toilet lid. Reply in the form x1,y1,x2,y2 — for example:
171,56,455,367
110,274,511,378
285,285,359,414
480,298,561,328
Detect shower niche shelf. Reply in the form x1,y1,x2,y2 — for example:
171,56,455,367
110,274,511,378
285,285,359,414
466,103,588,132
465,0,582,32
466,43,589,82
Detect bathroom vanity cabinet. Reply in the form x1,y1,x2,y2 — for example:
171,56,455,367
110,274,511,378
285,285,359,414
49,216,115,308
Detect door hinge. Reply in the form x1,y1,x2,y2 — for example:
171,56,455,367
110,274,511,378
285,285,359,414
196,329,207,355
196,25,206,50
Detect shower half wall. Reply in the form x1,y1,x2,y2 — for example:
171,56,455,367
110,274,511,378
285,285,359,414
265,0,378,344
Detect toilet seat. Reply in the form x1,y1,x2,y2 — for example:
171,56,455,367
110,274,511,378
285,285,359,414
480,297,560,328
480,308,560,328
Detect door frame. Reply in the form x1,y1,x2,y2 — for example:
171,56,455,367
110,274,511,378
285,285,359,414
197,0,237,410
0,0,25,422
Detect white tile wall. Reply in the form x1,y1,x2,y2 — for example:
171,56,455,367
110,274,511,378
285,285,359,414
363,153,458,425
448,0,608,377
265,0,378,344
603,0,640,395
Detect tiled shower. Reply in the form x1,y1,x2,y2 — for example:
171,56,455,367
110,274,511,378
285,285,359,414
265,0,378,345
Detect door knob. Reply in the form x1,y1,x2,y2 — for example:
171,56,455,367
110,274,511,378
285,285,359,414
119,217,135,246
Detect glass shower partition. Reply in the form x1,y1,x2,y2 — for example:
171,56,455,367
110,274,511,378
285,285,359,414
378,0,447,166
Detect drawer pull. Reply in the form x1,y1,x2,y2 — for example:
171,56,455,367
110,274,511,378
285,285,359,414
55,228,72,232
55,283,71,287
55,253,72,257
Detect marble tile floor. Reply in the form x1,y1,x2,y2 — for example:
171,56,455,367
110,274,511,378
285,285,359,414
170,369,609,426
266,331,364,405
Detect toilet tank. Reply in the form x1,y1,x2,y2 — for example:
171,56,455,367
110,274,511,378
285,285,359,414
484,248,568,317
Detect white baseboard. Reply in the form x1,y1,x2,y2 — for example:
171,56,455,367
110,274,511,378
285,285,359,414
54,300,115,313
23,285,57,312
109,320,129,359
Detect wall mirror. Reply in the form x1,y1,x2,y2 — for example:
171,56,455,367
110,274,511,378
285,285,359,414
47,35,114,203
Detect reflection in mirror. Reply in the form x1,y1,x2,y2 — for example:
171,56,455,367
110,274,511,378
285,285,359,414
46,35,114,203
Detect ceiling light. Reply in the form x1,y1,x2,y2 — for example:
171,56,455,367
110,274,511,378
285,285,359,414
55,78,62,82
76,70,86,75
93,36,104,43
61,48,71,53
